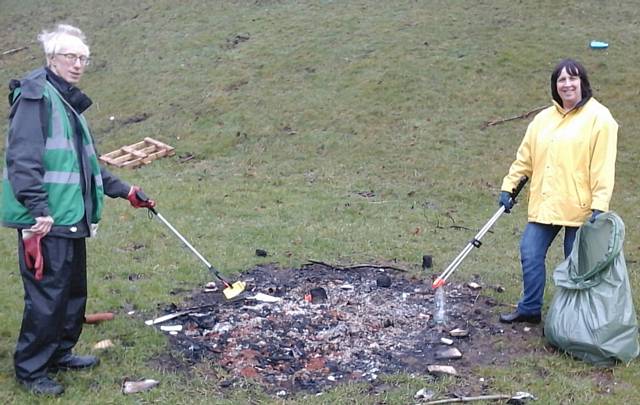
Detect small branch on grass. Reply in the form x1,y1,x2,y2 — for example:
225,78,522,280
484,106,547,128
306,259,408,272
423,394,511,404
449,225,472,231
1,46,28,56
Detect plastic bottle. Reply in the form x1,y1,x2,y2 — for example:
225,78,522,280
434,287,447,324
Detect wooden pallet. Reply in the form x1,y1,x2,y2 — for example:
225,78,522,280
100,137,175,168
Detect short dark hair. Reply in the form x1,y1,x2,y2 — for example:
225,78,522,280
550,59,592,109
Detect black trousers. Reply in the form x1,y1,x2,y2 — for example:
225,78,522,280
14,232,87,381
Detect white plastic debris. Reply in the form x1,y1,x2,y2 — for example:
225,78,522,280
122,378,160,394
467,282,482,290
145,311,189,326
512,391,537,401
339,283,354,290
440,337,454,345
248,293,282,303
414,388,435,400
276,390,287,397
160,324,182,332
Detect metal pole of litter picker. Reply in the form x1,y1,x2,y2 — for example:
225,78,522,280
153,212,214,270
434,205,506,286
432,175,528,289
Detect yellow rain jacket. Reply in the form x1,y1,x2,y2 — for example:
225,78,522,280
501,97,618,227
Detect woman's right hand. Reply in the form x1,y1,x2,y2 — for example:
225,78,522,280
498,191,514,213
30,216,53,235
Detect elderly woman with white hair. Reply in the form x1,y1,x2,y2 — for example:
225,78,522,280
2,24,155,395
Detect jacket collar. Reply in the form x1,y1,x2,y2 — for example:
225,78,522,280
45,67,92,114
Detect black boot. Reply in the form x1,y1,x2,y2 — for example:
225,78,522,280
499,310,541,324
51,354,100,372
18,376,64,396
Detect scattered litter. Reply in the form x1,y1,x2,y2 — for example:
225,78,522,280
305,287,328,303
467,282,481,290
434,288,446,324
276,390,287,397
160,324,183,332
589,40,608,49
414,388,435,400
122,378,160,394
422,255,433,269
93,339,114,350
427,364,457,377
523,327,531,333
160,264,523,393
127,310,136,315
248,293,282,303
440,337,454,345
145,311,189,326
339,283,354,290
84,312,114,324
508,391,537,403
256,249,268,257
435,347,462,360
449,328,469,337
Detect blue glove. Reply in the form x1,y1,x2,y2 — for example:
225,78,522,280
498,191,513,213
589,209,603,223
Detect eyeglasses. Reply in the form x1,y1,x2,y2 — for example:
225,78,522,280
57,53,91,66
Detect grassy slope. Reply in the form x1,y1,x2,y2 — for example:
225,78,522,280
1,0,639,403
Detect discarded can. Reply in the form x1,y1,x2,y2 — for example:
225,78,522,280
305,287,328,303
422,255,433,270
589,40,608,49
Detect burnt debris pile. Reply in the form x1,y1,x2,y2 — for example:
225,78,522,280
150,263,512,393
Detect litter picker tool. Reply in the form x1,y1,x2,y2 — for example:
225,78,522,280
432,176,529,289
136,191,246,299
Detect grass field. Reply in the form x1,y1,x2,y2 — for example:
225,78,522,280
1,0,639,403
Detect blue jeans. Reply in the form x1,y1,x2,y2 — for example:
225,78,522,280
517,222,578,315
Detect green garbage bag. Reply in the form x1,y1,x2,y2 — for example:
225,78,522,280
544,212,639,366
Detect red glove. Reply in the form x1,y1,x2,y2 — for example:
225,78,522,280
127,186,156,209
23,232,44,281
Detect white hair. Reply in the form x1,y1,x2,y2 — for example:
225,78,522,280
38,24,90,58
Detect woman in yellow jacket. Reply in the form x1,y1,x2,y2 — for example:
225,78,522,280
498,59,618,324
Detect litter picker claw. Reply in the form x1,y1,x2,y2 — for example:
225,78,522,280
432,176,529,289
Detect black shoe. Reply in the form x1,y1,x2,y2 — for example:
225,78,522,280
51,354,100,372
18,376,65,396
499,310,541,324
